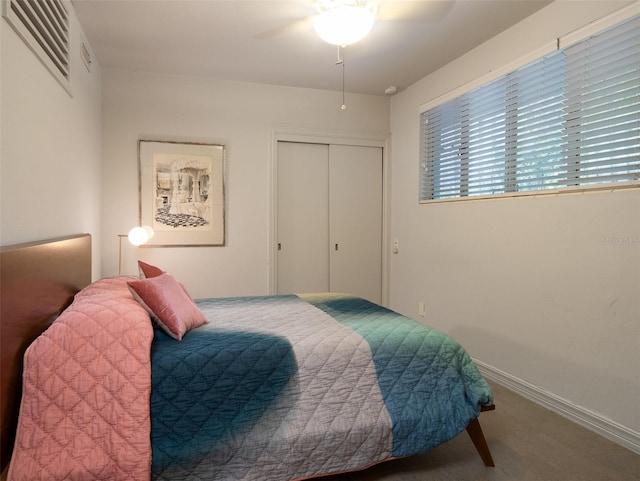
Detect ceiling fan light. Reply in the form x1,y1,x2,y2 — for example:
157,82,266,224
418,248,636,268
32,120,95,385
313,6,375,46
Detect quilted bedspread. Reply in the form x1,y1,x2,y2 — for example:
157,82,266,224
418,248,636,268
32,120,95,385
151,293,493,481
8,282,492,481
8,277,154,481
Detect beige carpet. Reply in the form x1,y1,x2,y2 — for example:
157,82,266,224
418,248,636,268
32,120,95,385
318,381,639,481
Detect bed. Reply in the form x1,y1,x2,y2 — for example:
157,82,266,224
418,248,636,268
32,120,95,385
1,234,495,480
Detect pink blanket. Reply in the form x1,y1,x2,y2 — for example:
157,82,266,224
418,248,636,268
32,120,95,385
8,277,154,481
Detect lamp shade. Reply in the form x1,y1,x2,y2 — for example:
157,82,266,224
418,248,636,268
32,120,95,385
313,5,375,45
128,226,154,246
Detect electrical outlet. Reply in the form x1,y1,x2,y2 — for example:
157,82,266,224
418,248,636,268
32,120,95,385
418,302,425,317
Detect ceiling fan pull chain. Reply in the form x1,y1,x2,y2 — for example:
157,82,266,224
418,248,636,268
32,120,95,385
336,45,346,110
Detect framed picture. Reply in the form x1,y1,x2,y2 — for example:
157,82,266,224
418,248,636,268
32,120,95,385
138,140,225,247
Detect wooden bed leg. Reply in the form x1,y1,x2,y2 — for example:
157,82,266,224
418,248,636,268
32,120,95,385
466,412,495,467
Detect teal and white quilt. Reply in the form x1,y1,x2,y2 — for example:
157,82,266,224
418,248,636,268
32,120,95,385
150,293,493,480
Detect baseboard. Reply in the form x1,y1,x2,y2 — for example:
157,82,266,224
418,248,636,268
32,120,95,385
474,359,640,455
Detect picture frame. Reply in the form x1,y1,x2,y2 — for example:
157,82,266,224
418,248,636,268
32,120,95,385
138,140,225,247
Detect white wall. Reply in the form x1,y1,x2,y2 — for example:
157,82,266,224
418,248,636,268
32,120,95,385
1,9,102,277
389,0,639,448
101,69,389,298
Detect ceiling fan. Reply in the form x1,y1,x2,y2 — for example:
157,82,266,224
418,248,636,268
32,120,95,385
255,0,443,45
255,1,444,107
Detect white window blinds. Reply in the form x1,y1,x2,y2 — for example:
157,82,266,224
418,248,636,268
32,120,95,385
420,14,639,201
564,17,639,186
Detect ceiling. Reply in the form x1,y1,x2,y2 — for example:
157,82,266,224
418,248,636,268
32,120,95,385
72,0,553,96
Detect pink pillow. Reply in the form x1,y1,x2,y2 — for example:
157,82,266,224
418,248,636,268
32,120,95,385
138,260,164,278
128,273,207,340
137,260,195,301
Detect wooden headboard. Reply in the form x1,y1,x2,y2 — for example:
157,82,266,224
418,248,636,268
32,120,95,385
0,234,91,472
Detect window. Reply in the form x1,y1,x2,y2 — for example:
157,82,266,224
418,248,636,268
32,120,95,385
420,14,639,201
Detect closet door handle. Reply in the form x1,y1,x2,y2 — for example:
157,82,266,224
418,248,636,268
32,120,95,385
335,243,339,251
278,243,282,251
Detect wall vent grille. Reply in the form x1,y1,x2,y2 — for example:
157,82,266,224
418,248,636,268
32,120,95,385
3,0,71,93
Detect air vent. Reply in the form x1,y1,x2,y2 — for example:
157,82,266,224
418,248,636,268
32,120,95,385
3,0,71,93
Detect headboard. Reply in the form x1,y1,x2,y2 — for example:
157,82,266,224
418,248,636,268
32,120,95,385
0,234,91,472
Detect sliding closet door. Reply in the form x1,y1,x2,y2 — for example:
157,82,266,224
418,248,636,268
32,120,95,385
276,141,382,303
329,145,382,304
277,142,330,294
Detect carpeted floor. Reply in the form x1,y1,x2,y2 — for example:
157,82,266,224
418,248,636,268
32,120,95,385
318,381,639,481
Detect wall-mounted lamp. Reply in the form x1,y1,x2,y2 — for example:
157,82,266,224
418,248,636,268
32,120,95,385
118,226,154,275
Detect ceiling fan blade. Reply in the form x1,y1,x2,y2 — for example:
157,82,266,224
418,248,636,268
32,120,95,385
377,0,451,22
254,17,312,40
